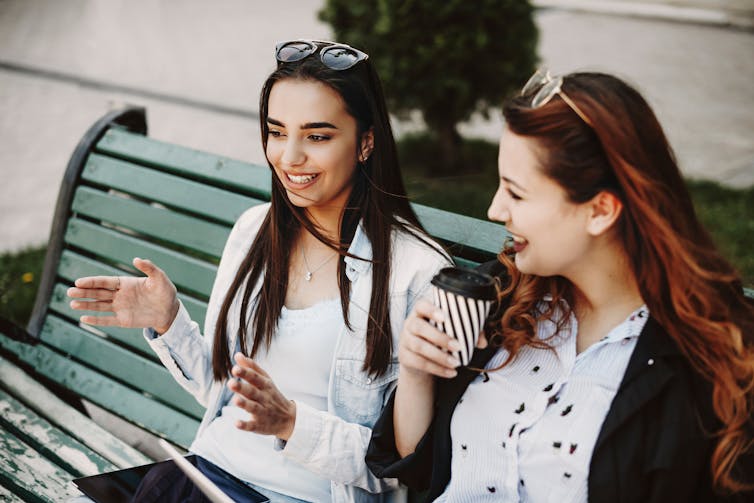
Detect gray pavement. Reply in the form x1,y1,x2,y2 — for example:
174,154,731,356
1,0,753,253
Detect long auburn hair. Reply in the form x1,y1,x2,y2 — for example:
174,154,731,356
490,72,754,492
212,46,434,382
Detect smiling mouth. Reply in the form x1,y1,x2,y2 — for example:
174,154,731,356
286,173,319,184
509,234,528,252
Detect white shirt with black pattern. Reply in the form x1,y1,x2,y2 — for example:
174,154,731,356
434,302,649,503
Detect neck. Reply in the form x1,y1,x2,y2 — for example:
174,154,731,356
566,240,644,347
303,207,342,243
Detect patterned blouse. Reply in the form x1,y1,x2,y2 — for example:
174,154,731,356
434,303,649,502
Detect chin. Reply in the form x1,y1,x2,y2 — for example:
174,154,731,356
285,191,314,208
513,255,539,276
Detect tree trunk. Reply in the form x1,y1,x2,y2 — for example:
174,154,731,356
433,121,462,175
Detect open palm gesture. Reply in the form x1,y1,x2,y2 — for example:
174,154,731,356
67,258,180,334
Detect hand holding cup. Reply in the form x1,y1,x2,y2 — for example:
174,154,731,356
398,299,464,379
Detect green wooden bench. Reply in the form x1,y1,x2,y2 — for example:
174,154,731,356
0,106,507,501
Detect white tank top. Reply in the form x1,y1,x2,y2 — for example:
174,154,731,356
191,297,343,502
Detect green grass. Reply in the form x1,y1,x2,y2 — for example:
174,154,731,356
685,179,754,288
0,246,46,327
0,139,751,328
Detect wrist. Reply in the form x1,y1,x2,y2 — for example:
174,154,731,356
398,365,436,396
399,363,433,382
155,297,180,335
277,400,297,441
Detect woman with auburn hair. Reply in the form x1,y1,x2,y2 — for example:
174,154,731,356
68,40,449,502
367,69,754,502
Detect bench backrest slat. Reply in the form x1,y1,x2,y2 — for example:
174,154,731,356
72,186,232,257
96,129,273,198
65,218,218,297
82,154,263,226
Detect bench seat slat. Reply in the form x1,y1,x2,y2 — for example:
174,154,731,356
0,484,24,502
0,355,150,469
0,429,82,503
0,338,199,448
65,218,217,297
39,313,204,419
0,389,116,477
72,186,231,258
82,153,263,226
58,250,208,328
96,129,272,199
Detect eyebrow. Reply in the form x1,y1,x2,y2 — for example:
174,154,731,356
502,176,527,193
266,117,338,130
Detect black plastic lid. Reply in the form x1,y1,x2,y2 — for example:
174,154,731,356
430,267,497,300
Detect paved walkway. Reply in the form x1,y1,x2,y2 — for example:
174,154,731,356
1,0,753,252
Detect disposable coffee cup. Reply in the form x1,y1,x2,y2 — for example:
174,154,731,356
430,267,497,367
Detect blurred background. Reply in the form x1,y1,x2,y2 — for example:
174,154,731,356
1,0,753,319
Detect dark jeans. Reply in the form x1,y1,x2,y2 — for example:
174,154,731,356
131,455,267,503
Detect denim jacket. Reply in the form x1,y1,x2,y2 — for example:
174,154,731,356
146,203,450,502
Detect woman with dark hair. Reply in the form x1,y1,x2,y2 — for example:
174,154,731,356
68,40,449,502
367,69,754,502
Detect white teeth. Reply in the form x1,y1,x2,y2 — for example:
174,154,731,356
287,173,318,184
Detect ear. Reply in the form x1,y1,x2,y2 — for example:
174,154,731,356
586,190,623,236
359,128,375,163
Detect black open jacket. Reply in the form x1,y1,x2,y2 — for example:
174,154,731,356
366,261,753,502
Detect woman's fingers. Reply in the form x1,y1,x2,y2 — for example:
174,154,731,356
73,276,120,290
79,315,120,326
404,315,460,353
399,314,461,378
234,353,270,378
133,257,166,281
413,298,445,324
231,364,268,392
228,375,263,402
402,350,458,378
405,332,460,368
66,287,115,301
69,300,113,312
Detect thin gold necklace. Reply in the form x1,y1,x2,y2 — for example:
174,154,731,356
301,246,337,281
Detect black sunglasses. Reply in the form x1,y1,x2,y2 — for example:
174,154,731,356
275,39,369,71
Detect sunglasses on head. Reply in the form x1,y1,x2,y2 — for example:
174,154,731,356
275,39,369,71
521,68,593,127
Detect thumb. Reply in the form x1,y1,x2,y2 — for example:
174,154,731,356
133,257,163,279
476,331,489,349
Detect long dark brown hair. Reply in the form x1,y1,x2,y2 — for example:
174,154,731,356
212,45,438,382
490,72,754,493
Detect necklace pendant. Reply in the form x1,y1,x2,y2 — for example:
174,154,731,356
305,271,312,281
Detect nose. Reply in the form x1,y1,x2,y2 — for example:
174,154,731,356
487,188,510,224
280,138,305,167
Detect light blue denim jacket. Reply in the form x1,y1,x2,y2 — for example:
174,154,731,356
146,203,450,503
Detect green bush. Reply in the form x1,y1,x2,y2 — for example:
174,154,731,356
320,0,538,173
